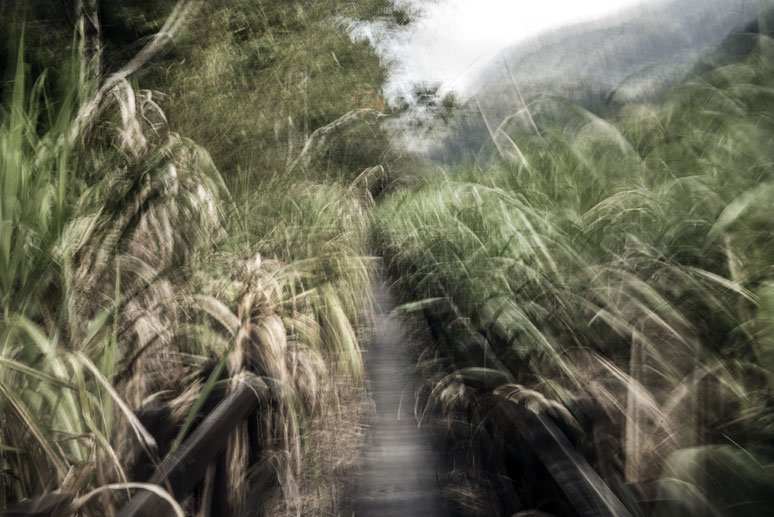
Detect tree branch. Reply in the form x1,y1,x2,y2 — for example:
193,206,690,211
70,0,201,142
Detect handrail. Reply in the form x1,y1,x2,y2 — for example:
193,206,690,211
500,400,634,517
1,378,268,517
117,378,268,517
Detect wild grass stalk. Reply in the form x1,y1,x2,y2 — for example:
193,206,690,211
1,30,375,514
375,32,774,515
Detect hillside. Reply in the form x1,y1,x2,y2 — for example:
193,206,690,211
429,0,774,163
475,0,770,110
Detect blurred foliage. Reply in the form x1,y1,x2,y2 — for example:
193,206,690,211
152,0,396,184
433,0,772,165
376,21,774,516
6,0,774,514
0,0,399,512
1,0,398,187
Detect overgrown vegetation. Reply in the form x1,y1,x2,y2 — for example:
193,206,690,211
4,1,774,515
0,1,396,514
376,23,774,517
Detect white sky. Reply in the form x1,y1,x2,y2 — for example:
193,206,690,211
371,0,647,98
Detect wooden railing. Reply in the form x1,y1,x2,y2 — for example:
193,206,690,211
2,378,268,517
118,378,267,516
2,288,638,517
501,402,633,517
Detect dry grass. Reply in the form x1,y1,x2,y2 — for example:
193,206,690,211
1,37,375,515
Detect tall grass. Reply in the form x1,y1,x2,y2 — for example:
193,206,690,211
1,33,374,515
375,33,774,515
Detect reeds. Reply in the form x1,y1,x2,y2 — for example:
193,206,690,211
1,33,373,515
375,32,774,515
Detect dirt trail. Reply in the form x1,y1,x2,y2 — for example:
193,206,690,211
349,274,453,516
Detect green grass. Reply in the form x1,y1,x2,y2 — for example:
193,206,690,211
139,0,397,188
375,34,774,515
0,8,384,511
7,2,772,514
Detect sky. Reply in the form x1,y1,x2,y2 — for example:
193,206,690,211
354,0,647,99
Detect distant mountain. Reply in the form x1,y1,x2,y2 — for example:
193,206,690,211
429,0,773,163
472,0,771,117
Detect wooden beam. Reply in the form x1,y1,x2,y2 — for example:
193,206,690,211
117,378,268,517
502,402,633,517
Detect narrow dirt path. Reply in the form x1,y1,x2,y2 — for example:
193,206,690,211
349,272,452,516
